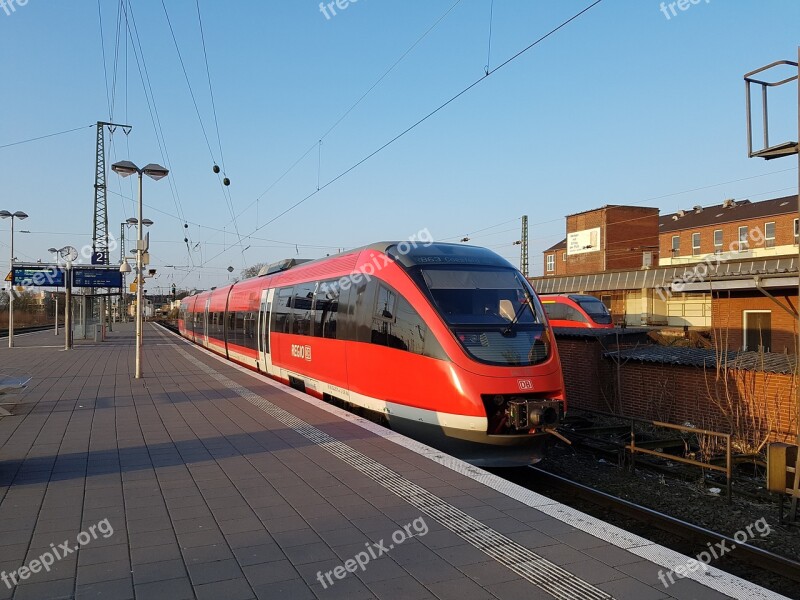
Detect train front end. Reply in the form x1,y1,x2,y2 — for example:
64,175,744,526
388,243,567,467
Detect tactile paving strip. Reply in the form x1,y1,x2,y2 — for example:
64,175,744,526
172,343,613,600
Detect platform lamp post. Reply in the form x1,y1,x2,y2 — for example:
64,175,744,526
1,210,28,348
120,218,152,323
111,161,168,379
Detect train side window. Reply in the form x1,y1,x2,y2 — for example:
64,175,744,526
243,312,257,349
375,286,397,320
272,287,294,333
352,279,378,343
313,280,340,339
371,285,397,347
292,283,316,336
369,284,446,359
544,302,587,323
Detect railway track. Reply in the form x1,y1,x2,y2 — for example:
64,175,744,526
0,324,59,338
520,466,800,593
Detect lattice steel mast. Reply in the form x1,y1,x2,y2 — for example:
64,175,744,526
520,215,529,277
93,121,132,265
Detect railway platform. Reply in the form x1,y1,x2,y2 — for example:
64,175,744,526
0,323,789,600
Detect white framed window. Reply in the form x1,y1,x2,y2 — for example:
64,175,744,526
738,226,749,252
671,235,680,255
713,229,723,252
692,232,701,256
546,254,554,272
562,252,566,262
764,222,775,248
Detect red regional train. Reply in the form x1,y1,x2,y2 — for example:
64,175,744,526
178,242,566,466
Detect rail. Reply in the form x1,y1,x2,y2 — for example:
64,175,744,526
527,466,800,587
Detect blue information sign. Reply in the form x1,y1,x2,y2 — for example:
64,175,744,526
72,268,123,288
12,266,65,287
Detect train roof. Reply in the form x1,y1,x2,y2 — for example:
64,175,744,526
182,242,517,304
386,242,515,270
254,241,515,273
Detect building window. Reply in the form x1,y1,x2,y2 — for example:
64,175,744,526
795,219,799,245
743,311,771,353
546,254,554,272
713,229,723,253
562,252,566,262
692,233,701,256
738,226,749,252
671,235,680,255
764,221,775,248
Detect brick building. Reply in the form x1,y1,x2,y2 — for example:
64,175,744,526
543,239,567,276
659,195,798,266
533,195,799,351
543,205,660,277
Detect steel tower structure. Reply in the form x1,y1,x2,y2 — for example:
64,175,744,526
93,121,132,265
520,215,529,277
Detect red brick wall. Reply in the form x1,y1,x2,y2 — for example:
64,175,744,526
613,361,796,446
564,206,659,275
605,206,660,271
712,291,798,354
555,332,798,446
543,248,567,276
660,212,797,259
566,209,605,275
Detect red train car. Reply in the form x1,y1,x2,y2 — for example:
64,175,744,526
539,294,614,329
180,242,566,466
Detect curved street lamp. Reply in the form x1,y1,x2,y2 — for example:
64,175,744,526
111,161,168,379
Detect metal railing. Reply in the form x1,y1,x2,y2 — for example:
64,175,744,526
628,420,732,501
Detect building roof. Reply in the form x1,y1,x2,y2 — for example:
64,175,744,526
604,346,796,375
659,195,798,234
544,238,567,253
530,255,798,293
566,204,659,218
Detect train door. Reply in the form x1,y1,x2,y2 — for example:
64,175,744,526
258,288,274,374
203,298,211,347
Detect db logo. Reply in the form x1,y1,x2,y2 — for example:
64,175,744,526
517,379,533,390
291,344,312,361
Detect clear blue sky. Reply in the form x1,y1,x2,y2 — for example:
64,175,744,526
1,0,798,291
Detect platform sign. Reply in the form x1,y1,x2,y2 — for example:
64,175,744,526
12,266,65,287
72,268,123,288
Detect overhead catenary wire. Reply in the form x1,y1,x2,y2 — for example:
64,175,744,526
203,0,606,266
123,0,193,248
159,0,245,258
0,125,95,150
214,0,466,241
485,0,495,75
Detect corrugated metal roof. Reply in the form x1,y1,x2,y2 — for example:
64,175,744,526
659,195,797,233
530,256,798,293
603,346,796,374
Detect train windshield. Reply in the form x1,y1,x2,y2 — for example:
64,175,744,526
420,267,550,367
573,297,613,325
